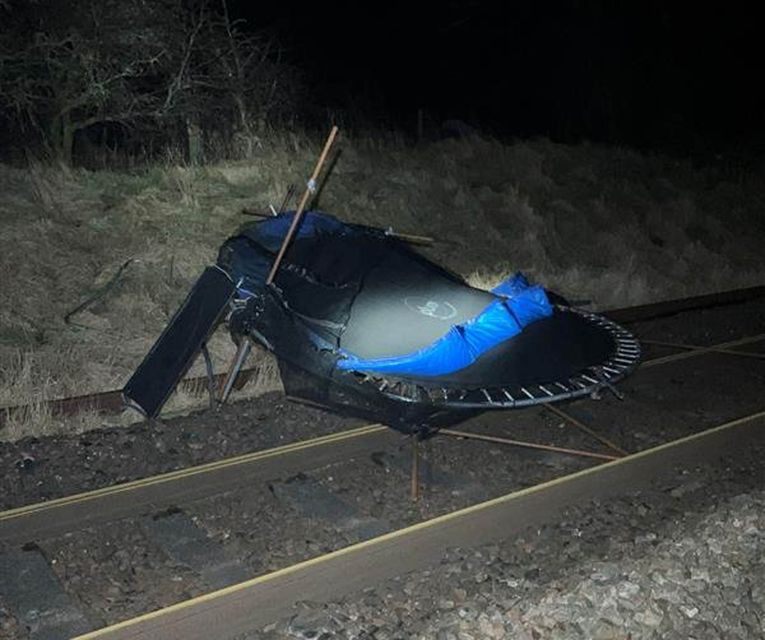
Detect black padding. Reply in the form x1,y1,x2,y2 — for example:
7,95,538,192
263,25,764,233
123,267,235,417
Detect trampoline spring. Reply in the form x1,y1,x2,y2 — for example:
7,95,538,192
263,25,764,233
581,374,599,385
521,387,536,400
481,388,495,404
617,346,640,354
613,357,634,365
538,385,554,397
555,382,570,392
602,366,622,374
501,388,515,403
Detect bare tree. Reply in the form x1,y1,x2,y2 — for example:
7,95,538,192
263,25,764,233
0,0,187,163
0,0,302,164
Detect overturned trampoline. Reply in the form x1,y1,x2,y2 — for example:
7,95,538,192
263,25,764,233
123,209,641,436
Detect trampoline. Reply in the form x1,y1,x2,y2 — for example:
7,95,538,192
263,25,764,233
124,210,640,434
211,211,641,432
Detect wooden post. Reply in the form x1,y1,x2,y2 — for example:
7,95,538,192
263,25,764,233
410,436,420,502
265,126,339,285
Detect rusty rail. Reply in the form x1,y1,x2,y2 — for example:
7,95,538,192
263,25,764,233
1,284,763,429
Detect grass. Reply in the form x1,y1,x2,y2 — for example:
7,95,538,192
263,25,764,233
1,133,764,441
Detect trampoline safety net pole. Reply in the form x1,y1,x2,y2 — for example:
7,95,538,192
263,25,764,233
266,126,339,285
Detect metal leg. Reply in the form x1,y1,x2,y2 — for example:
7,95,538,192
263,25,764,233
218,338,252,407
200,343,216,411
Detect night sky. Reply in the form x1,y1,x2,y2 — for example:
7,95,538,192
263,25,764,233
233,1,763,155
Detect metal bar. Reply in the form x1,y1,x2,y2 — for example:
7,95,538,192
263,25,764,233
438,428,619,461
200,343,216,410
218,339,252,406
278,184,296,214
544,404,629,456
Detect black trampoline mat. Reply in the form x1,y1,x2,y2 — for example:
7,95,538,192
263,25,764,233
340,251,495,359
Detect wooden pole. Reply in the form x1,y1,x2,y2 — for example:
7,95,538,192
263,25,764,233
641,339,765,360
410,436,420,502
544,404,628,456
266,126,339,285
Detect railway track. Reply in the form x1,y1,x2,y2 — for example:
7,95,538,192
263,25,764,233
73,411,765,640
0,287,763,639
1,331,763,544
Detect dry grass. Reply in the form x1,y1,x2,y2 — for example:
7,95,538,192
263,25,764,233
1,133,764,441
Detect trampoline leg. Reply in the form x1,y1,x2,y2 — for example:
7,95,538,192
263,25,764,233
410,436,420,502
201,343,216,411
218,338,252,407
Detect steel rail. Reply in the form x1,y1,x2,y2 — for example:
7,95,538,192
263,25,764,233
2,331,764,544
603,284,765,324
1,284,762,427
72,409,765,640
0,424,393,544
640,333,765,368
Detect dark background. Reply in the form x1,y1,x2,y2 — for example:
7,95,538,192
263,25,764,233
234,1,763,156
